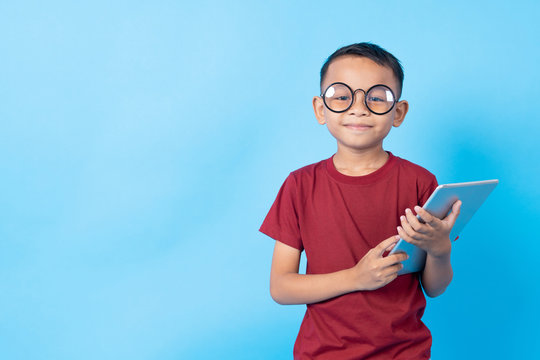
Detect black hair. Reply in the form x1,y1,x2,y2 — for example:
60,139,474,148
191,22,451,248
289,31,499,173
320,42,404,98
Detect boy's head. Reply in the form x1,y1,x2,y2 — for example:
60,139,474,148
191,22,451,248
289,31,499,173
313,42,409,154
320,42,404,99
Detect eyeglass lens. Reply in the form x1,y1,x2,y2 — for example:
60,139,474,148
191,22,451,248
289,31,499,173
323,84,395,114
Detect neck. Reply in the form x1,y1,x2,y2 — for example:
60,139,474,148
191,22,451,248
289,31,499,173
332,146,389,176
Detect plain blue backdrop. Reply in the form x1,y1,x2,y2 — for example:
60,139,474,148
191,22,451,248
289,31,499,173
1,1,539,359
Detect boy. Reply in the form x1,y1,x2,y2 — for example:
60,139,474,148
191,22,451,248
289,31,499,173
259,43,462,359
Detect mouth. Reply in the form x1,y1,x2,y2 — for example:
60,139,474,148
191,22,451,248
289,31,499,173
343,124,373,131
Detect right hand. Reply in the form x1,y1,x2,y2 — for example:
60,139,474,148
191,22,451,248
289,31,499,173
350,235,409,291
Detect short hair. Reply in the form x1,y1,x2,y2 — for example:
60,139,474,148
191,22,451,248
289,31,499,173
320,42,404,98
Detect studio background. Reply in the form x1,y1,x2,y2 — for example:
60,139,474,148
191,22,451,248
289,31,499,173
1,1,538,359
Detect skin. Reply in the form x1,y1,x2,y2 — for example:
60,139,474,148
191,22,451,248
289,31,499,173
270,56,460,305
313,56,408,175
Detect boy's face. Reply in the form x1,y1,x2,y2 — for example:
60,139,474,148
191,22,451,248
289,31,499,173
313,55,409,155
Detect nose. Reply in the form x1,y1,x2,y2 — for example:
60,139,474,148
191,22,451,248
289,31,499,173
348,89,369,115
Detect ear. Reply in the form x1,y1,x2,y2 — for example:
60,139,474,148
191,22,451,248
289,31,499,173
313,96,326,125
392,100,409,128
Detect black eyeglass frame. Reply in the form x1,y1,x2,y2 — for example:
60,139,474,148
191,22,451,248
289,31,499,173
320,82,398,115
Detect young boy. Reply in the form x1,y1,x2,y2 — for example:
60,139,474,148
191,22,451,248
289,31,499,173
259,43,462,359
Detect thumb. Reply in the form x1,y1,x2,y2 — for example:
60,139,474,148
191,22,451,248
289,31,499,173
375,235,400,257
446,200,462,227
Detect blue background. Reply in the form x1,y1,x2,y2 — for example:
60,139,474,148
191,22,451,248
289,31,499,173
1,1,539,359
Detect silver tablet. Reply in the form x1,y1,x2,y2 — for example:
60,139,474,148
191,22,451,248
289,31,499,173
388,179,499,275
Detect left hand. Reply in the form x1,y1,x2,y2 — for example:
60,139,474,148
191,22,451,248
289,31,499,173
397,200,462,258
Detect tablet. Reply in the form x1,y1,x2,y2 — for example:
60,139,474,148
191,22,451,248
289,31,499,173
388,179,499,275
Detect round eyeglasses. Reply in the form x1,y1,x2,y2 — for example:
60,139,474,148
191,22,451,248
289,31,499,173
321,82,397,115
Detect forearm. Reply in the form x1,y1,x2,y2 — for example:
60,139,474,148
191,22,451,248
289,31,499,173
421,252,453,298
270,269,356,305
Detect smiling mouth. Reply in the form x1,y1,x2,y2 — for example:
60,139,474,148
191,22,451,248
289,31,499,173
344,124,372,131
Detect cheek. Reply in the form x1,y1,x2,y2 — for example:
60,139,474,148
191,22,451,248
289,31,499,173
324,121,346,141
324,122,340,137
372,119,395,138
380,117,395,131
322,112,341,127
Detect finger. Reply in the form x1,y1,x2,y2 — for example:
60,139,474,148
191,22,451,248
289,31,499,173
399,215,421,240
382,252,408,267
414,206,438,227
386,262,404,276
444,200,462,227
375,235,400,257
397,226,422,247
385,242,396,252
383,267,400,282
404,208,426,233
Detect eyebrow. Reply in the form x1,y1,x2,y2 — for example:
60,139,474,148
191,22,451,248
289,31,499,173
323,82,395,92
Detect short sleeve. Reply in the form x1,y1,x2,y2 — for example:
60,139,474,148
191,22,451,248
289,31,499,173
259,173,303,251
418,173,439,207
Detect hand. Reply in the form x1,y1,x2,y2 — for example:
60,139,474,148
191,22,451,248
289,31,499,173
350,235,409,291
397,200,462,258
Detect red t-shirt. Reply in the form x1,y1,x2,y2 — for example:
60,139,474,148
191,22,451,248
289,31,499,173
260,152,438,360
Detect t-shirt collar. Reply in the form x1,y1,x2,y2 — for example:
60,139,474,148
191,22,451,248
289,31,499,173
325,151,396,185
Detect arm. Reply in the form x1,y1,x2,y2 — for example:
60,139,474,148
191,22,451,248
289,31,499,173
270,236,408,305
397,200,462,297
422,251,453,298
